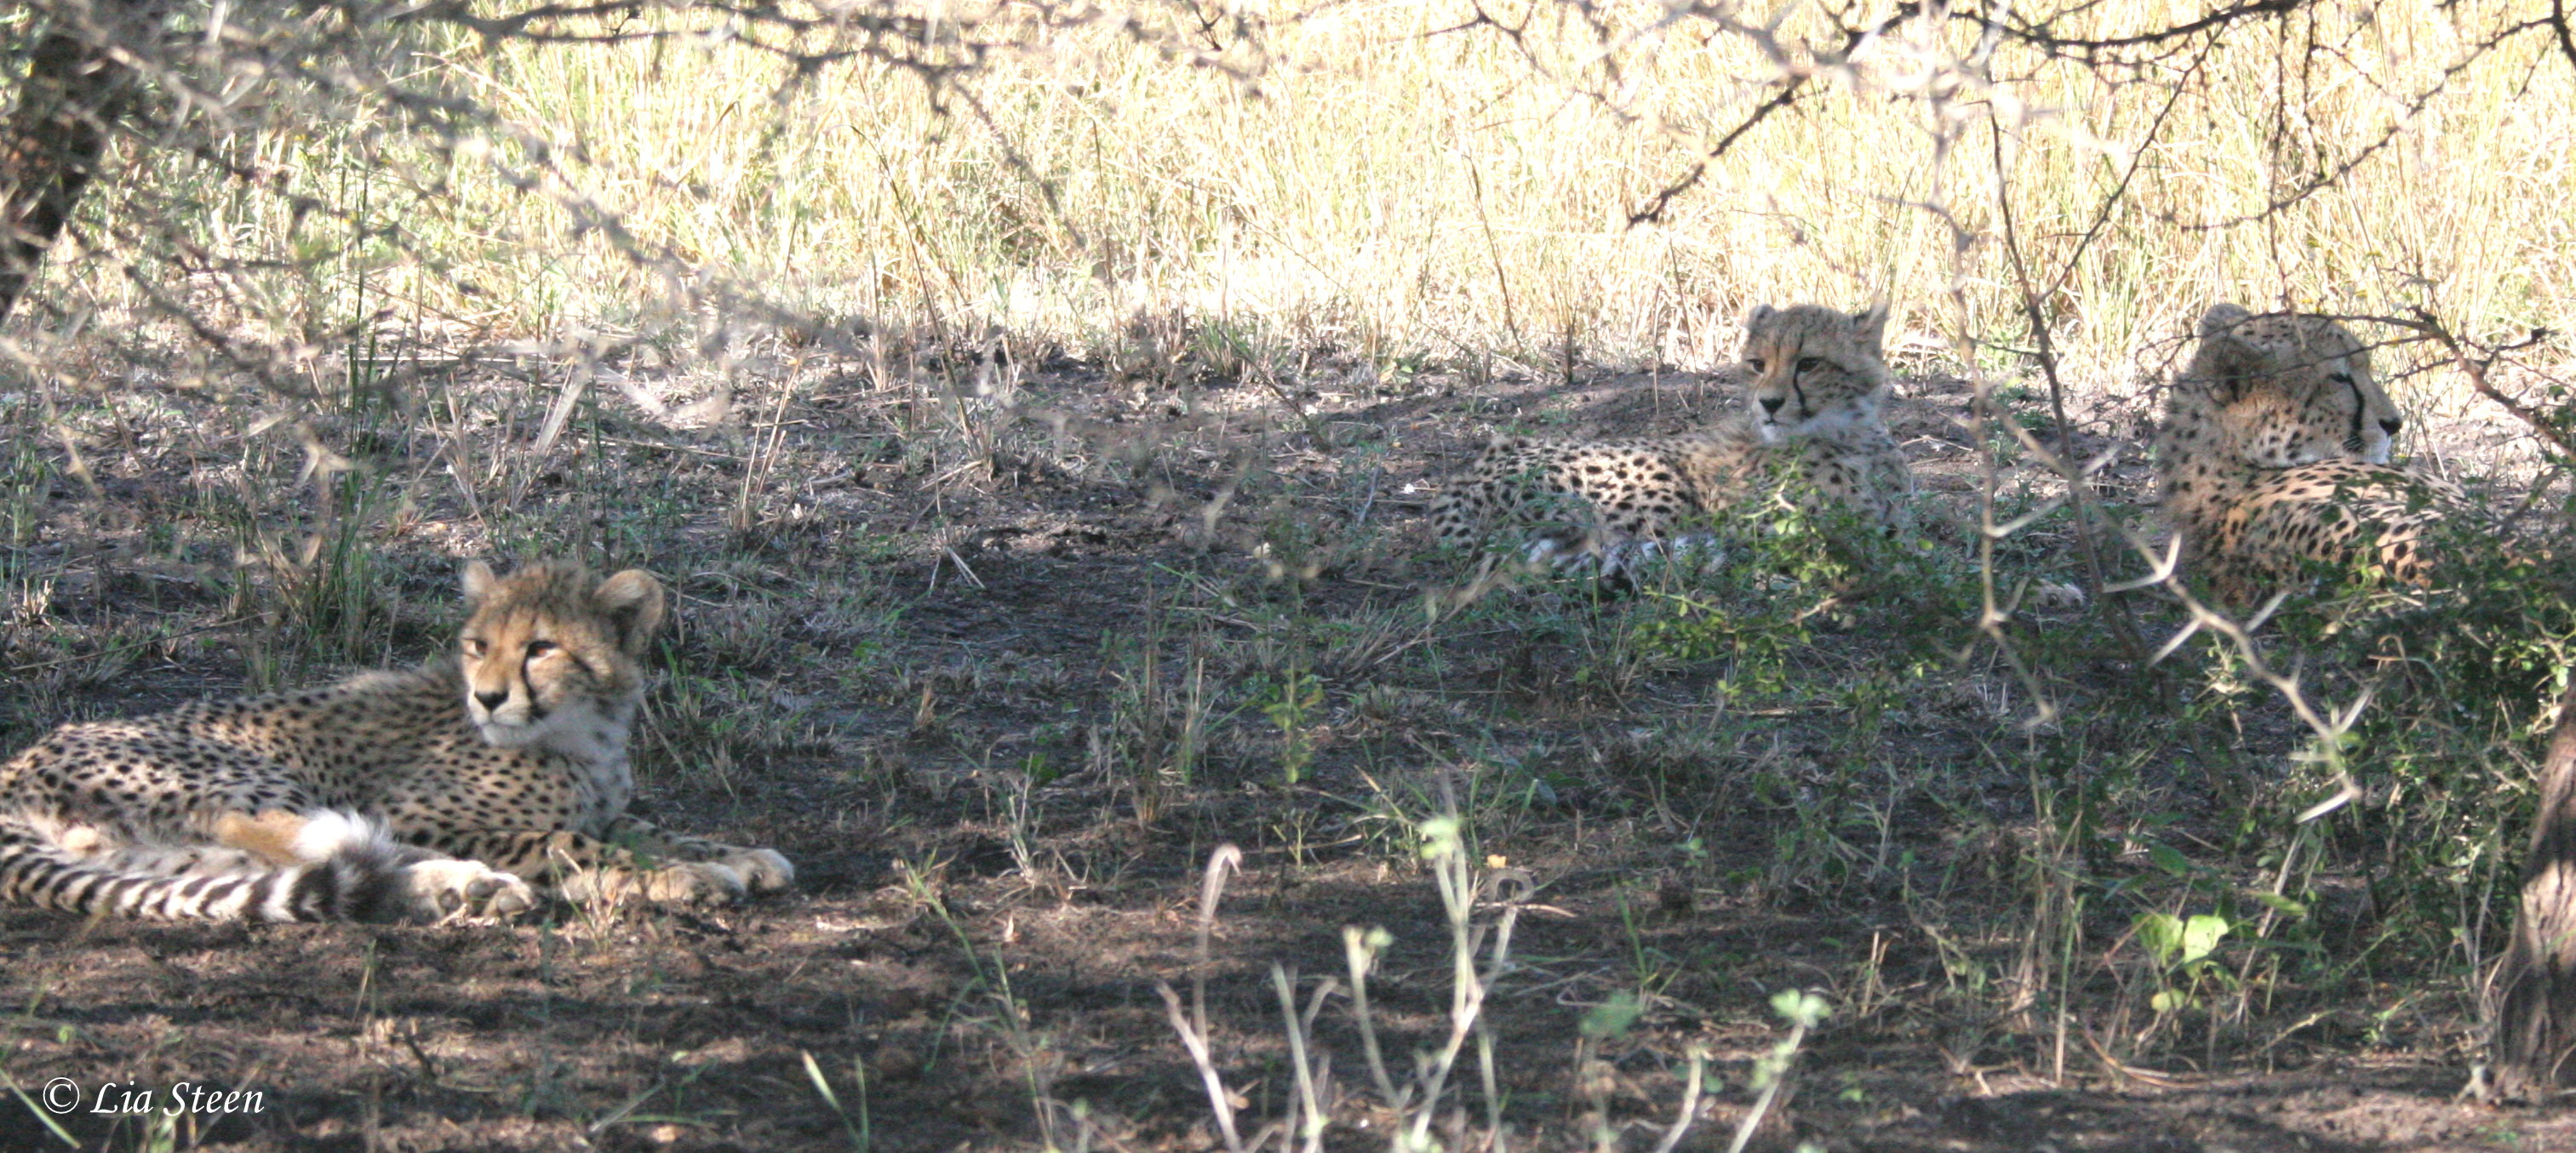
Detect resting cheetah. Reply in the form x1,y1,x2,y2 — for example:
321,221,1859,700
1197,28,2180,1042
2156,303,2468,605
0,560,794,922
1428,303,1911,576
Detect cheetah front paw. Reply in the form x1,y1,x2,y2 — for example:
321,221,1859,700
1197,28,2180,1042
719,848,795,894
640,861,749,905
401,859,539,922
2025,580,2088,609
563,861,751,907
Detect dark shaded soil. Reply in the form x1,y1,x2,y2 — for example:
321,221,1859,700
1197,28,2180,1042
0,351,2556,1150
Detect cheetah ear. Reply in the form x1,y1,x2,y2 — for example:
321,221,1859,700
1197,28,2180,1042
1744,303,1776,329
592,568,667,655
461,561,497,606
2196,303,2253,340
1848,304,1891,352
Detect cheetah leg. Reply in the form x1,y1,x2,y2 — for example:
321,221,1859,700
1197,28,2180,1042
37,818,269,877
213,809,536,921
430,828,790,908
599,815,796,894
212,808,349,865
25,801,345,877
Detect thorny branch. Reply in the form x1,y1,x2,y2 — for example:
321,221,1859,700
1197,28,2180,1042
2552,0,2576,73
3,0,1278,389
1629,76,1808,225
2395,311,2573,463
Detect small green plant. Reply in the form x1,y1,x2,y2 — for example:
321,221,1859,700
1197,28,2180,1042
0,429,49,573
1629,589,1809,695
1262,667,1323,785
1099,605,1211,823
800,1050,873,1153
2134,910,2234,1013
1578,990,1644,1042
1726,990,1831,1153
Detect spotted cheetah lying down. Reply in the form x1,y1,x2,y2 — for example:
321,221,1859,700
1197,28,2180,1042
1428,303,1913,580
0,560,793,922
2156,303,2470,605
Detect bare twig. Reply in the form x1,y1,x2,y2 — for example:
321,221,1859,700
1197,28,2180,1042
1193,843,1245,1043
1156,981,1249,1153
1342,925,1405,1110
1646,1047,1708,1153
2399,310,2570,461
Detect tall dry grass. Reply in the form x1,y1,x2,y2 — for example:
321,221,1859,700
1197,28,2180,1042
54,0,2576,403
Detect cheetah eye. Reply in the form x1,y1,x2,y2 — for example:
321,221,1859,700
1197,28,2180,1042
461,638,487,659
1745,357,1767,373
524,640,558,658
1796,357,1823,373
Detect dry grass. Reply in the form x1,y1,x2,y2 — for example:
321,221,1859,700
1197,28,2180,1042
38,0,2576,398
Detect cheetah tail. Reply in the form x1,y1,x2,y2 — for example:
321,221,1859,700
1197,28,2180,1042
0,809,411,922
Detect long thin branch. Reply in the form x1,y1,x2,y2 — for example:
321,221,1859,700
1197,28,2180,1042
1629,76,1807,225
2398,311,2572,463
2551,0,2576,76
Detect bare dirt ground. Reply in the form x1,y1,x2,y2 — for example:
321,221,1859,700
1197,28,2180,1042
0,340,2564,1151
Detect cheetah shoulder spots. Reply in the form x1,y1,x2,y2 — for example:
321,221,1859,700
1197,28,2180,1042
2154,304,2470,604
1432,303,1915,579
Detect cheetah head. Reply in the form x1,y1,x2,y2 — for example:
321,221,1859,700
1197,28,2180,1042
1741,303,1892,443
457,560,665,761
2179,303,2402,469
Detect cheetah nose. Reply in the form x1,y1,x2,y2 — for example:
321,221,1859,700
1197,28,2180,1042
474,690,508,711
2380,416,2402,435
1758,396,1787,414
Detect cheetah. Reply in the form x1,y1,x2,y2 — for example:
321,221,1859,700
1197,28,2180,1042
0,560,794,922
1428,303,1912,579
2155,302,2469,605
